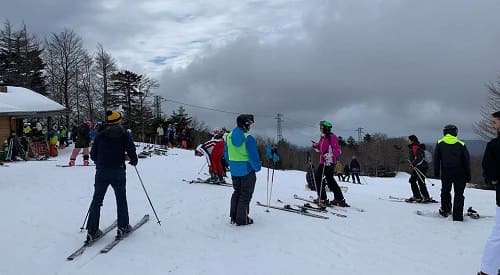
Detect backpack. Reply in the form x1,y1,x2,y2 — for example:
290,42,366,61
306,167,316,191
424,150,432,163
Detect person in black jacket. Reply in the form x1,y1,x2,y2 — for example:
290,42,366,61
350,156,361,184
85,111,138,242
406,135,431,202
433,125,470,221
68,121,92,166
478,111,500,275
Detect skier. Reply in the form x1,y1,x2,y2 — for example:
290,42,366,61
180,126,190,149
350,156,361,184
59,126,68,149
406,135,432,203
312,120,349,207
335,161,344,182
343,163,350,182
156,125,164,146
69,121,92,166
195,128,226,183
225,114,261,226
433,125,471,221
85,110,138,242
166,124,175,148
48,125,59,157
478,111,500,275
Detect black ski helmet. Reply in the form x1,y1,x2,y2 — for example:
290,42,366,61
443,124,458,136
237,114,254,132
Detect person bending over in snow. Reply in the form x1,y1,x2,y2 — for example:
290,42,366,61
195,128,226,184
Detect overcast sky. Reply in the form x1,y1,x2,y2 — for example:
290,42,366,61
2,0,500,146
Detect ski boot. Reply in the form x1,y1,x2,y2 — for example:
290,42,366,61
438,208,450,218
85,229,103,245
467,207,480,219
116,224,132,239
405,197,421,203
331,199,350,207
69,159,75,166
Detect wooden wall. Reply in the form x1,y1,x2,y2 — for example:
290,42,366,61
0,116,12,144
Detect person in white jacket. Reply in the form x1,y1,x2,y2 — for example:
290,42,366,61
478,111,500,275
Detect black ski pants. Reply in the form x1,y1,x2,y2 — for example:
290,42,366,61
230,172,256,225
351,172,361,184
86,168,129,235
440,168,467,220
409,166,430,199
315,164,344,201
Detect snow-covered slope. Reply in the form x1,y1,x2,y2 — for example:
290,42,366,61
0,145,495,275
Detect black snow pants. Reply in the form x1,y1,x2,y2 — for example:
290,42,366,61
315,164,344,201
440,168,467,221
409,166,430,199
86,168,129,235
230,172,256,225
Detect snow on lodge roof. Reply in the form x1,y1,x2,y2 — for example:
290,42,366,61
0,86,67,117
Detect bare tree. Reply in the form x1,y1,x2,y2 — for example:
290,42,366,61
137,77,159,140
474,75,500,140
94,43,116,119
44,29,85,125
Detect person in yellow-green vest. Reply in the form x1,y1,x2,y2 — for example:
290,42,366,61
224,114,261,226
433,124,471,221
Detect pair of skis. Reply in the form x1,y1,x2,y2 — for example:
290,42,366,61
381,196,439,203
256,201,329,219
182,178,233,187
66,214,149,261
276,199,347,218
57,164,96,168
298,195,365,213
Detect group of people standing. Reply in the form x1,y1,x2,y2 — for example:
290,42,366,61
334,156,361,184
156,124,190,149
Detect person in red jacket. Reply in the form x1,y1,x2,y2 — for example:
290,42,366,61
406,135,432,203
195,129,226,184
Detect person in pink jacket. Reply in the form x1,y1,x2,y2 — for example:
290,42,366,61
312,120,349,207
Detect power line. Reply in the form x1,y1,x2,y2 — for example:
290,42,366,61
162,98,275,118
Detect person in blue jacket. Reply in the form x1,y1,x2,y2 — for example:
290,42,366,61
224,114,261,226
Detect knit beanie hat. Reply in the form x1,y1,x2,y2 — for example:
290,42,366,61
106,111,122,124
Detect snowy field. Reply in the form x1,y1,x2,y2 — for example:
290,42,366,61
0,145,496,275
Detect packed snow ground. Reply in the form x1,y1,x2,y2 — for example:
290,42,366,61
0,145,496,275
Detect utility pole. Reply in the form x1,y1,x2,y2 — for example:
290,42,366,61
275,113,283,142
154,96,162,119
357,127,364,143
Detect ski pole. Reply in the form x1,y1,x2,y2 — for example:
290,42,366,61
412,164,435,186
134,166,162,226
266,165,270,212
269,163,276,210
79,204,91,232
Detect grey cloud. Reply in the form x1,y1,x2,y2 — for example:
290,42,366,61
159,0,500,145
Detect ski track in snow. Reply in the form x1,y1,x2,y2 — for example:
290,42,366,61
0,146,496,275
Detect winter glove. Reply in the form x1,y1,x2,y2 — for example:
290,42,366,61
129,158,138,166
